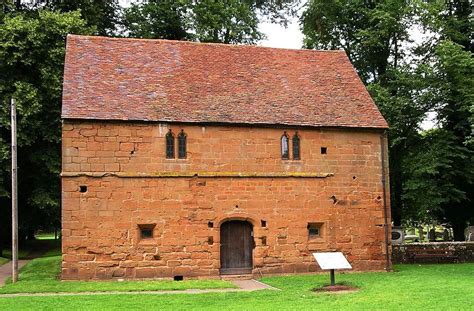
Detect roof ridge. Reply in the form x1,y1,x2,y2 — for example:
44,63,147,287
67,34,346,54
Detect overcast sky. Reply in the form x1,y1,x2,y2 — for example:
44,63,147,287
259,18,304,49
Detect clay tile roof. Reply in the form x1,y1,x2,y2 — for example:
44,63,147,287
62,35,388,129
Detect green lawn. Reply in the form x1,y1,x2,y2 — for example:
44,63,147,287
0,263,473,310
0,256,234,294
34,232,58,240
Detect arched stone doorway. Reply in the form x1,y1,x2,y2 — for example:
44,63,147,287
220,220,254,274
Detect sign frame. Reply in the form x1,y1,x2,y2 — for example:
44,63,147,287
313,252,352,286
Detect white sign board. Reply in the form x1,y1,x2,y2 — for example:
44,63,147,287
313,252,352,270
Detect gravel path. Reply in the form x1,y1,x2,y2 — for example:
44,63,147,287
0,260,30,286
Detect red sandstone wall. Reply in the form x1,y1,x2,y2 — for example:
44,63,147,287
62,121,391,280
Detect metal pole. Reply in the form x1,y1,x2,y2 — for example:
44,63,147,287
11,98,18,283
380,131,391,271
330,269,335,286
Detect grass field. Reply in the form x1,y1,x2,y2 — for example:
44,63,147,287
0,261,473,310
0,256,234,294
34,233,58,240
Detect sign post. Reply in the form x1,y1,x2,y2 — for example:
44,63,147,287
313,252,352,286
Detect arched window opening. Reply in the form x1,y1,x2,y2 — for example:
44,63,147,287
281,132,289,159
178,130,187,159
166,130,175,159
292,132,301,160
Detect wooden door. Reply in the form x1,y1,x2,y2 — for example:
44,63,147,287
220,221,253,274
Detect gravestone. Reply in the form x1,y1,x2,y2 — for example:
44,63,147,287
465,226,474,242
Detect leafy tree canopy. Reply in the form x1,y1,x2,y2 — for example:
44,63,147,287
121,0,296,43
0,9,93,241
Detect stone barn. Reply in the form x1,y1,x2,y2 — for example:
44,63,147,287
61,35,391,280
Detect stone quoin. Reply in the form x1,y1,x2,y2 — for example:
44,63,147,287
61,35,392,280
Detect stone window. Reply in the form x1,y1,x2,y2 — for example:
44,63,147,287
292,132,301,160
166,130,175,159
178,130,187,159
281,132,289,159
307,223,323,239
138,224,155,239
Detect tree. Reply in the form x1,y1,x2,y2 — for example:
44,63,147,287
430,41,474,239
416,0,473,239
122,0,190,40
302,0,413,84
0,10,92,250
46,0,120,35
192,0,262,43
121,0,266,43
402,129,472,229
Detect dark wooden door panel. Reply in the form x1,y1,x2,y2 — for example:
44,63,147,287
220,221,253,273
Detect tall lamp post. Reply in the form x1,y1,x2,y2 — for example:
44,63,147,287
11,98,18,283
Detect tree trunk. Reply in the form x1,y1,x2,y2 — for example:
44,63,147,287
27,229,35,240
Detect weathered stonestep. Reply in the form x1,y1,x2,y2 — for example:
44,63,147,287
220,274,254,281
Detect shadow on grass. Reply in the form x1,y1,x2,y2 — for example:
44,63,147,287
2,239,61,260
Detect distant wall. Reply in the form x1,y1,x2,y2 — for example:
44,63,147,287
393,242,474,264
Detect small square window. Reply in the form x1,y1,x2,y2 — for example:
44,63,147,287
321,147,327,154
309,227,320,236
307,223,323,239
138,224,155,239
